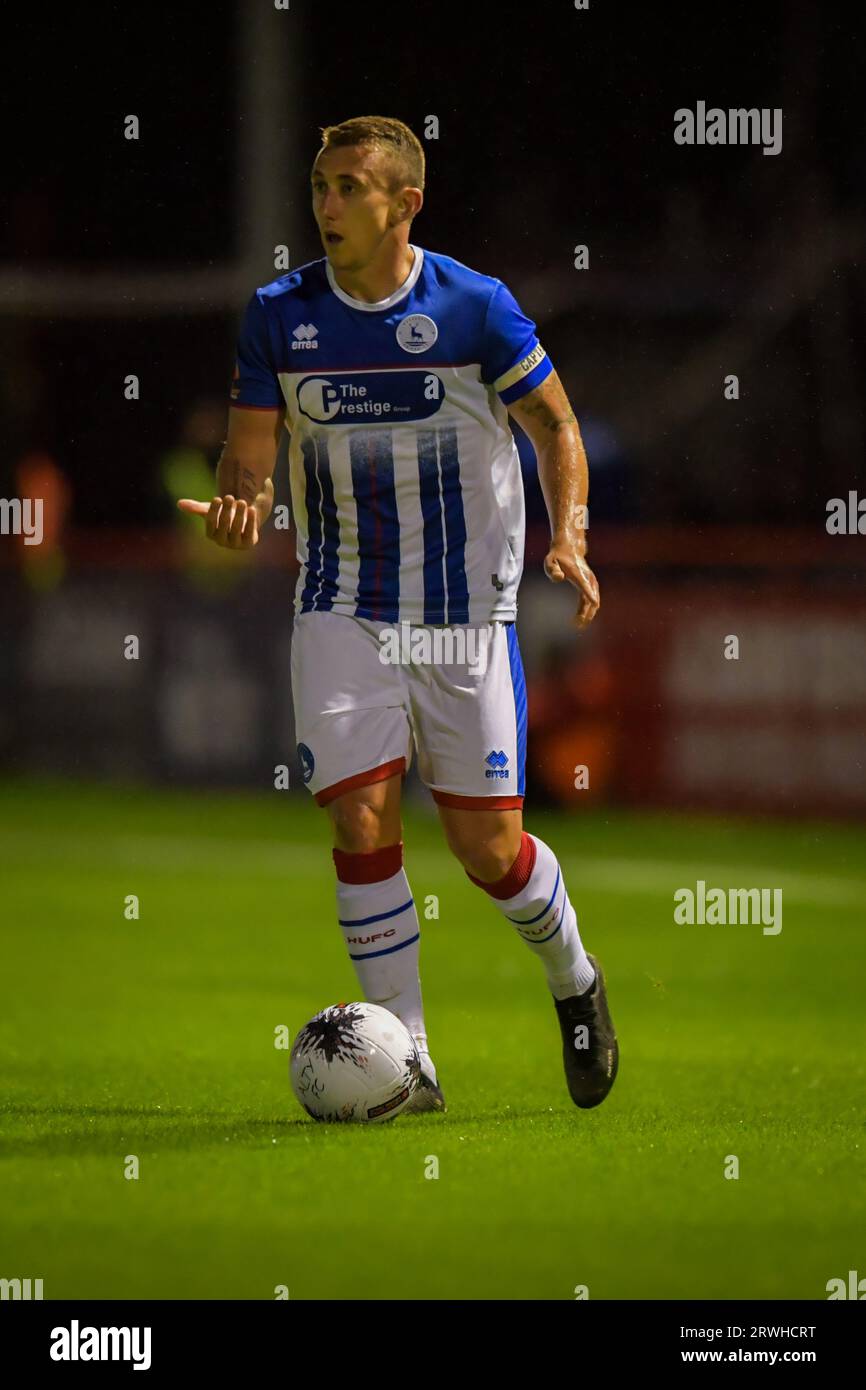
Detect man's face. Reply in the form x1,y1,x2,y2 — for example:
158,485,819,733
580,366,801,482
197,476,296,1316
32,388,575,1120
311,144,404,270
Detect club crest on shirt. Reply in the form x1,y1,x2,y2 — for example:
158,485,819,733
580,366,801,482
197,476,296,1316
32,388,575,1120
396,314,438,354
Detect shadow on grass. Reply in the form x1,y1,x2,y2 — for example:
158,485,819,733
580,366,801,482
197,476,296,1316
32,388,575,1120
0,1103,310,1156
0,1100,574,1154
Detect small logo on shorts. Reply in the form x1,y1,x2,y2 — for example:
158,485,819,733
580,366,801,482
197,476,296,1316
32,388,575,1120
297,743,315,784
485,750,509,779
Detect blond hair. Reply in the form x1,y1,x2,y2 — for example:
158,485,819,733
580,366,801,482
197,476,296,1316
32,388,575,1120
318,116,425,199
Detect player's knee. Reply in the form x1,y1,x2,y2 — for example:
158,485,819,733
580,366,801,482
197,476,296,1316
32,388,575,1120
327,791,395,853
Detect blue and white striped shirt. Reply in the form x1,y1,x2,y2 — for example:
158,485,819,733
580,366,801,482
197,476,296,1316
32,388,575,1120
231,245,553,623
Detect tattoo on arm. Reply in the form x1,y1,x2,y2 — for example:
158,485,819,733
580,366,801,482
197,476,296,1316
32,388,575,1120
227,461,259,502
518,392,577,433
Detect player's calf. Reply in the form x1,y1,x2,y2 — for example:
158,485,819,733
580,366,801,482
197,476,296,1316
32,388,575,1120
465,830,596,1000
331,837,441,1093
438,804,524,882
463,829,618,1107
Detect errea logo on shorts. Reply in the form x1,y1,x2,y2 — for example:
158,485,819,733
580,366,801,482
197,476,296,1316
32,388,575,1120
292,324,319,349
485,750,509,779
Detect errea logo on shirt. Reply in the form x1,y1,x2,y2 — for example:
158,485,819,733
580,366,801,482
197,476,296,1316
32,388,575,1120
292,324,319,350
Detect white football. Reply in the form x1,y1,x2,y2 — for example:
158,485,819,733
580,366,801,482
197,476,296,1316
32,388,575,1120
290,1002,421,1123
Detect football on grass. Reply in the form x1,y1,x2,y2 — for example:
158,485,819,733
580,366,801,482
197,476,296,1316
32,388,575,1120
290,1002,421,1123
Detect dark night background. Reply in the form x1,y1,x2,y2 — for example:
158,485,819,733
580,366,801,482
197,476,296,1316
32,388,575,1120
3,0,864,530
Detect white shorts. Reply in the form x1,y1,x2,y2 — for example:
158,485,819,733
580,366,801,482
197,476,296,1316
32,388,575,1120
290,610,527,809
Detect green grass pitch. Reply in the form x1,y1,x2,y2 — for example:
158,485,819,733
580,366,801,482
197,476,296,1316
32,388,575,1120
1,777,864,1300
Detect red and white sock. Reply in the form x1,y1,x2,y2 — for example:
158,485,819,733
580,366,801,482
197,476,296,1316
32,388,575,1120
467,832,595,1000
333,841,437,1083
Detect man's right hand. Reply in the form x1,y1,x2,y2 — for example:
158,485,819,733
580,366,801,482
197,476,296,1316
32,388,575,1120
177,477,274,549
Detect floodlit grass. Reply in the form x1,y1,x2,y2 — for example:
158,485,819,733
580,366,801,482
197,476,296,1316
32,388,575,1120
1,778,864,1299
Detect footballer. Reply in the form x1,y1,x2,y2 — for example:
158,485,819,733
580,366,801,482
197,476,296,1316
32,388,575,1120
178,116,618,1114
